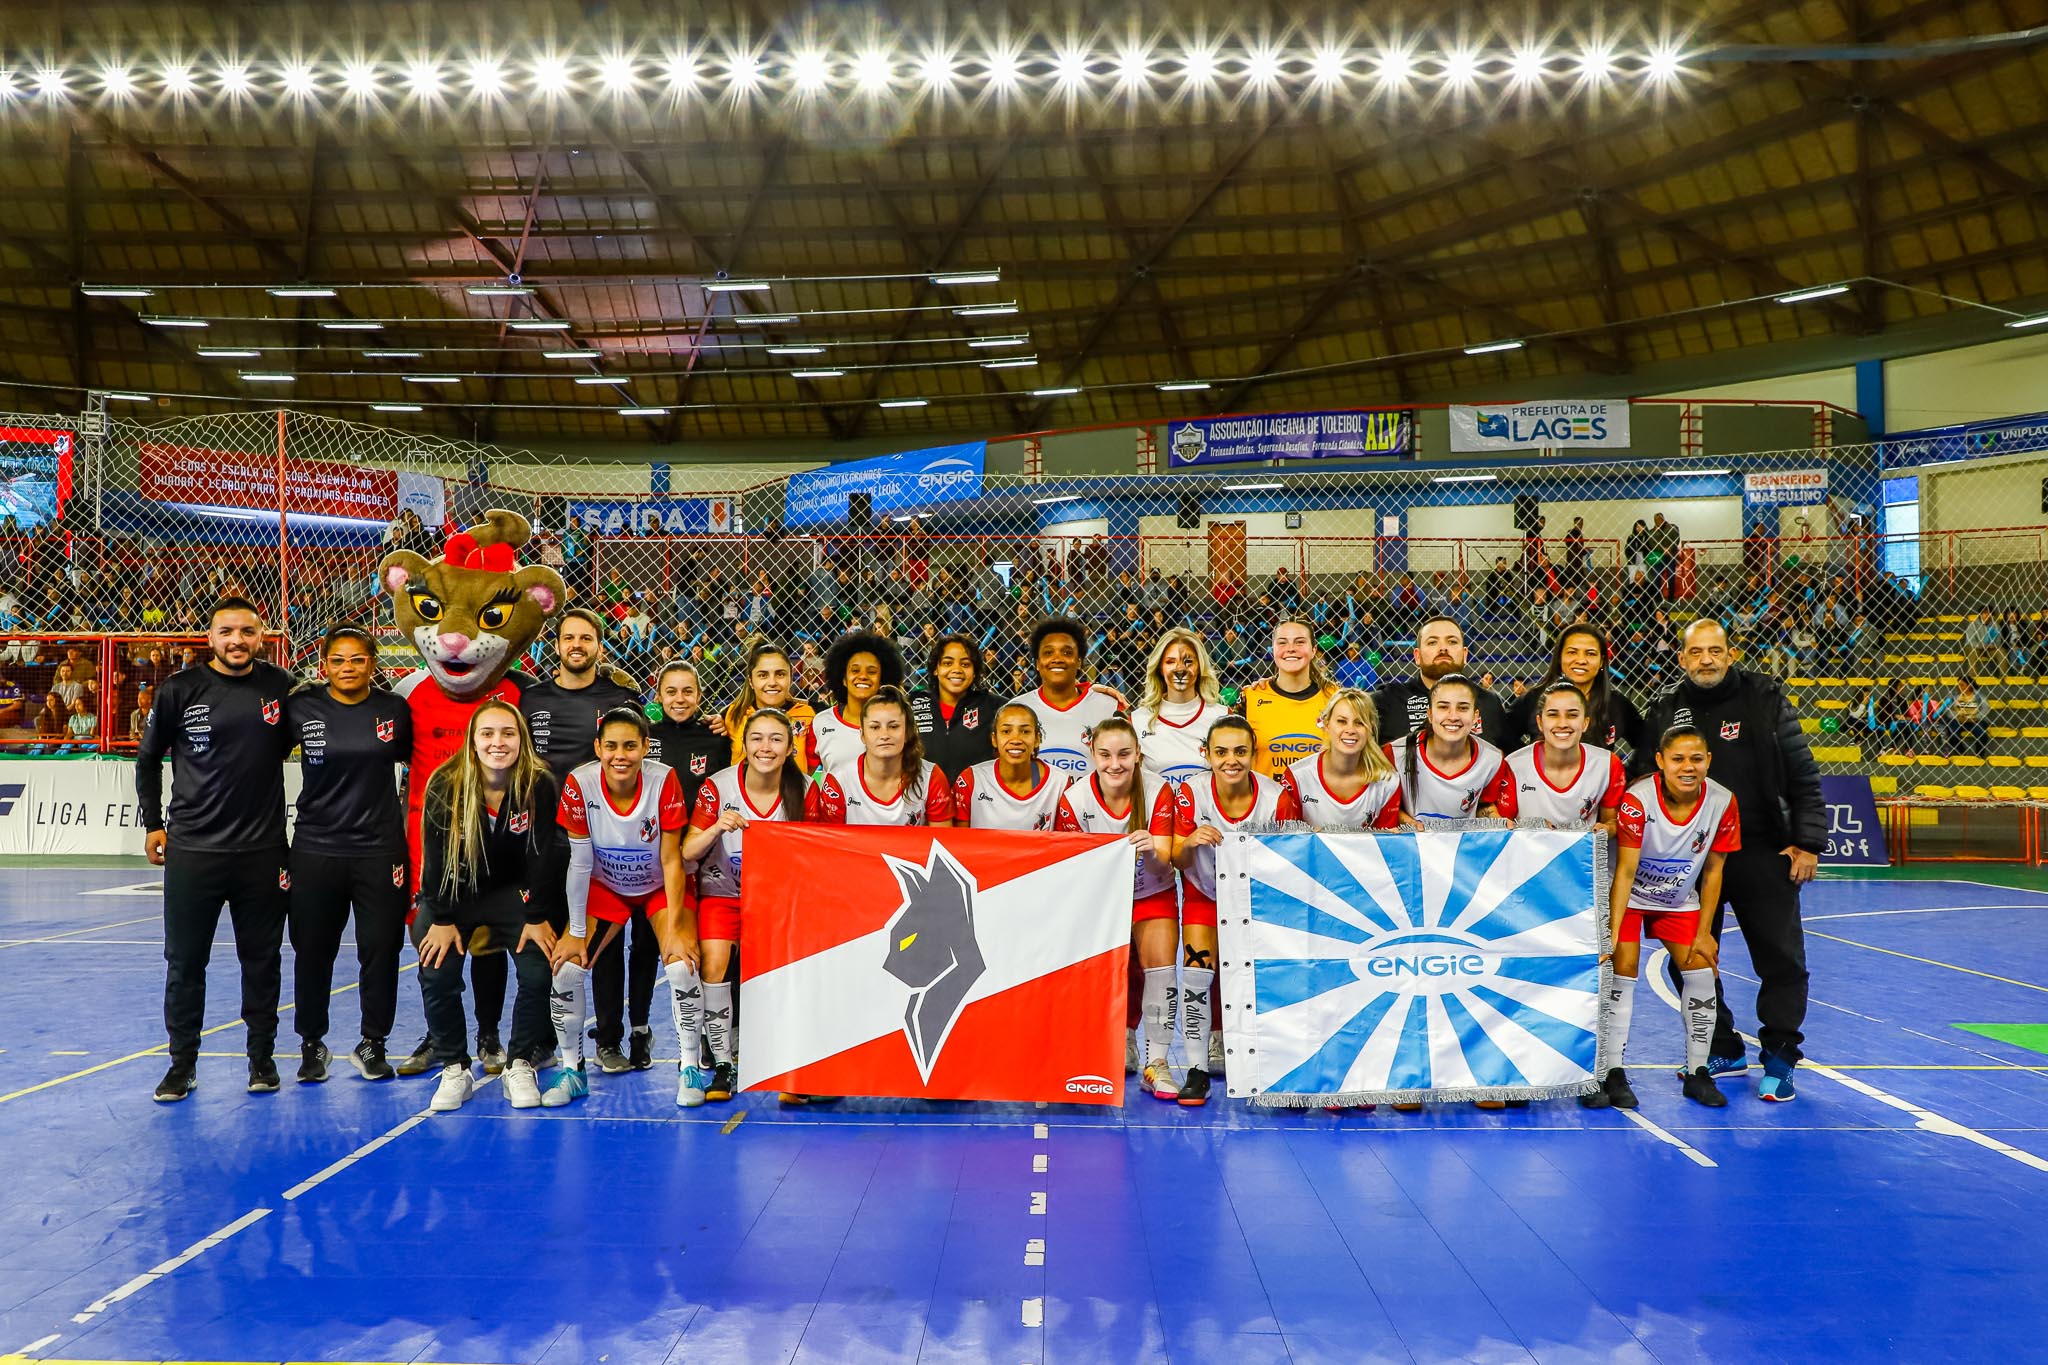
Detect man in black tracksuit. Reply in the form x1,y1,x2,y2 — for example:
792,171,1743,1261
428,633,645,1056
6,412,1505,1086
1636,618,1826,1100
137,597,297,1101
1371,615,1510,743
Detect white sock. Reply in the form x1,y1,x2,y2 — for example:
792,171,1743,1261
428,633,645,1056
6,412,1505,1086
666,960,703,1072
550,961,587,1071
703,980,735,1065
1680,969,1719,1072
1178,969,1215,1073
1601,974,1636,1071
1140,967,1175,1070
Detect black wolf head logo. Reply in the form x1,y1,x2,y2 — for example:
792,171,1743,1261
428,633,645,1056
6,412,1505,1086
881,845,986,1082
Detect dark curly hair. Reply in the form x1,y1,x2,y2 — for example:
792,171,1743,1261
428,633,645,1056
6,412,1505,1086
822,630,905,709
1029,615,1088,665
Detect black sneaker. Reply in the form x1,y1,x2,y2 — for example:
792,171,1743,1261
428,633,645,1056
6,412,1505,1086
1682,1066,1728,1108
705,1061,737,1102
248,1056,282,1093
351,1039,395,1081
154,1060,197,1102
1578,1084,1613,1109
394,1038,434,1076
298,1040,331,1083
628,1027,654,1071
1176,1067,1212,1107
477,1033,507,1075
1602,1067,1640,1110
596,1043,632,1075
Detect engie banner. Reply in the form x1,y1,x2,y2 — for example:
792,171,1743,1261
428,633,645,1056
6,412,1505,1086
566,496,736,537
1217,827,1607,1105
1448,400,1630,452
782,441,985,528
1165,410,1412,468
739,824,1133,1103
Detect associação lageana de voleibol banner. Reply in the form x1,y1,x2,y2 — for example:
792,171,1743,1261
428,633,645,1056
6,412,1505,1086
738,825,1134,1104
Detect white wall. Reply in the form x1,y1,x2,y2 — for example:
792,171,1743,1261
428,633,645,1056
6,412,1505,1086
1885,333,2048,431
1651,368,1858,413
1406,496,1743,569
1920,448,2048,538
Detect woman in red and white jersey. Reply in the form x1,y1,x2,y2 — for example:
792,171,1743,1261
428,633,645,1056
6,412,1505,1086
1010,616,1123,779
1282,688,1402,830
1384,674,1509,825
808,686,954,827
1129,628,1231,786
1053,718,1182,1102
547,707,693,1108
1172,714,1301,1102
954,703,1072,830
680,708,809,1103
804,631,905,775
1497,682,1626,834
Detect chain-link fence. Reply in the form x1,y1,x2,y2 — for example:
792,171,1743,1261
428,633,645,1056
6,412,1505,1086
1,403,2044,809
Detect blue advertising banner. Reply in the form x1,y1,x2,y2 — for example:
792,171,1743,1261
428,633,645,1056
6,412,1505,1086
1165,410,1413,468
1881,413,2048,469
1819,775,1890,867
567,497,735,536
783,441,986,528
1218,828,1605,1104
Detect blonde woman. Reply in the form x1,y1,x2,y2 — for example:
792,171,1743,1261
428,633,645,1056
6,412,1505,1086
1280,688,1403,830
1130,628,1232,786
415,701,562,1114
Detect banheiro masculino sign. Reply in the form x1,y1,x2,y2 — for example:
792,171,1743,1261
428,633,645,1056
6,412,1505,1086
1449,400,1631,451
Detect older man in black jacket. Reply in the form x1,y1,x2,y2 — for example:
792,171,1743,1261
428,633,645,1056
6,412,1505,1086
1637,618,1825,1102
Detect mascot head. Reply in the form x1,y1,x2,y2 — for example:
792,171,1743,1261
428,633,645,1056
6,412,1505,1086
379,509,564,699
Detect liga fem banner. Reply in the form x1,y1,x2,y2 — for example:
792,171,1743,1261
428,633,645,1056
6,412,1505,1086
1216,828,1607,1106
738,824,1133,1103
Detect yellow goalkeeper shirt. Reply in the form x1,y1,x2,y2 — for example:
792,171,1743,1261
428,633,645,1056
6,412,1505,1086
1240,678,1337,779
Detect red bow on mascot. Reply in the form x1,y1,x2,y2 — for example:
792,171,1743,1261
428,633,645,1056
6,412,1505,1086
379,509,565,907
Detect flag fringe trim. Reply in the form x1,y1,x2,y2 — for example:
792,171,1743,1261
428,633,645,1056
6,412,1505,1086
1249,1079,1606,1108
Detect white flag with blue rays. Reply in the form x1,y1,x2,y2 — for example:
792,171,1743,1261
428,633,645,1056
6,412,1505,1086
1217,827,1609,1105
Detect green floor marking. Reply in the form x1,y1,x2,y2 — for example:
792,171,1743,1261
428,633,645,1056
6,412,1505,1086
1955,1024,2048,1057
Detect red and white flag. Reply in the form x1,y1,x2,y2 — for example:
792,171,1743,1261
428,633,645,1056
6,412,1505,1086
739,825,1133,1104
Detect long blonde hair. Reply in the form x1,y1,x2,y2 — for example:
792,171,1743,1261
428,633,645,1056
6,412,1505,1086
1320,687,1395,782
1138,627,1222,717
427,699,553,902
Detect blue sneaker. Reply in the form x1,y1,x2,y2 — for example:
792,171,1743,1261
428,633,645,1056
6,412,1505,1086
1681,1053,1749,1079
1758,1053,1798,1103
677,1065,710,1108
540,1065,589,1108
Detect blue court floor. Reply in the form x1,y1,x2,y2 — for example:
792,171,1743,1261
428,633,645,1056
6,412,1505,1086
1,864,2045,1365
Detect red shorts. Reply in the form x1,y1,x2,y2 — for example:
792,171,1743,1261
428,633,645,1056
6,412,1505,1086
1180,892,1218,929
699,895,741,943
588,882,667,925
1133,891,1178,924
1618,906,1701,946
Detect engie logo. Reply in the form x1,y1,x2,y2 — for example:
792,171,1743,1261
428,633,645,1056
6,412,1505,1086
1352,933,1495,987
1065,1074,1114,1095
915,457,980,492
0,783,24,816
1042,747,1091,774
1269,732,1323,757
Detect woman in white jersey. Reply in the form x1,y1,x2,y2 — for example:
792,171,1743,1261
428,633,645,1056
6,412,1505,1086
1385,674,1509,826
805,631,905,775
1600,724,1741,1113
1053,718,1184,1102
680,708,809,1103
954,702,1071,830
1010,616,1123,779
1171,714,1301,1096
1496,682,1626,835
545,708,692,1108
1281,688,1402,831
809,686,955,828
1130,628,1232,786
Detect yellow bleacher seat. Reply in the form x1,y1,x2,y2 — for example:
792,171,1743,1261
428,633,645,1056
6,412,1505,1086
2024,727,2048,739
1991,786,2028,801
1937,653,1964,663
1914,784,1952,799
2028,756,2048,768
1915,755,1950,766
1950,755,1985,766
1879,754,1915,766
1934,615,1967,623
1870,775,1899,793
1811,746,1863,763
1846,677,1876,687
2030,785,2048,800
2002,677,2039,686
1787,677,1815,688
1952,785,1991,800
1990,727,2021,738
1816,699,1848,709
2008,699,2041,710
1799,718,1819,733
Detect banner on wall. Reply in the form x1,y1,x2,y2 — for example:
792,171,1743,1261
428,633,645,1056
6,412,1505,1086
1218,827,1606,1105
1165,410,1412,468
565,496,736,537
1818,775,1889,867
783,441,986,528
140,443,398,521
395,469,445,527
0,758,305,857
1881,414,2048,468
1448,400,1630,452
0,426,75,525
739,824,1132,1103
1743,468,1829,506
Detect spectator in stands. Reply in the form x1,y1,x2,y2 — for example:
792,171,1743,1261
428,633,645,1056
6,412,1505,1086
1210,574,1243,617
1269,568,1303,614
1214,625,1259,693
130,682,151,740
49,662,84,711
1561,517,1589,596
1485,556,1515,614
1390,573,1425,636
615,596,654,660
1962,611,2003,678
1859,678,1912,754
1943,677,1989,757
2004,610,2034,672
1842,611,1875,669
36,688,64,737
0,668,20,727
65,696,95,744
0,584,18,630
1648,513,1682,600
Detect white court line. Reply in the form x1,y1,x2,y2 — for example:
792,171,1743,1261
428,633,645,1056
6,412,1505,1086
1914,877,2048,898
282,1112,434,1200
1806,904,2044,922
0,914,160,949
80,881,165,897
69,1205,273,1324
1619,1109,1717,1167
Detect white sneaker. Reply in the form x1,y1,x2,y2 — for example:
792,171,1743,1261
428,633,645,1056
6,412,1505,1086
503,1058,542,1109
1126,1029,1139,1075
430,1063,474,1113
1207,1030,1226,1077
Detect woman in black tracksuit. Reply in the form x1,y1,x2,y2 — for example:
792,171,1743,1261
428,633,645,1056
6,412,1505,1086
646,661,727,817
907,632,1000,785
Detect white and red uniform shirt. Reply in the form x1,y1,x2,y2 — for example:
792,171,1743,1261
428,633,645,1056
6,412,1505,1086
1616,775,1741,913
559,759,687,897
1496,744,1627,827
1011,684,1123,779
1385,736,1510,822
953,760,1071,831
808,757,955,827
1054,773,1178,898
802,705,864,776
1130,699,1233,785
690,764,791,899
1173,772,1298,900
1281,755,1402,830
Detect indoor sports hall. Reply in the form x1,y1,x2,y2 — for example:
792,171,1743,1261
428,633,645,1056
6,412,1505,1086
1,4,2046,1363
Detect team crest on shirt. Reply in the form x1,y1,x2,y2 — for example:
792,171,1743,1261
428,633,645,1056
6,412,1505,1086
510,810,531,834
261,699,281,725
376,718,397,742
278,868,291,890
1720,721,1741,740
1459,791,1478,815
690,754,709,776
1690,827,1710,854
640,816,659,842
391,863,405,888
962,707,980,730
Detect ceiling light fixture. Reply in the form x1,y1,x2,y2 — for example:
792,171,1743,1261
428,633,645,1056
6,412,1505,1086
968,336,1031,349
953,303,1018,317
82,286,152,298
240,372,295,382
574,376,628,385
790,369,844,379
2005,313,2048,330
879,398,928,408
1774,284,1851,304
104,392,152,402
508,319,569,330
143,318,207,328
404,374,463,384
1463,339,1524,354
705,279,771,293
1431,473,1499,484
617,407,667,417
268,286,337,298
371,403,423,412
542,350,595,359
766,345,825,356
930,271,1001,286
467,284,532,296
1031,386,1081,397
320,320,382,331
197,348,261,358
736,313,798,325
361,350,422,358
1663,468,1732,477
1157,380,1211,391
982,357,1038,369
